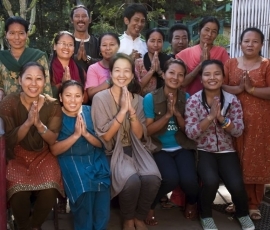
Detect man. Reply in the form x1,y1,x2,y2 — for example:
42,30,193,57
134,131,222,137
168,23,190,58
118,3,148,60
70,5,100,71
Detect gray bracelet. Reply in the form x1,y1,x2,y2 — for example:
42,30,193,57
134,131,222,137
38,125,48,135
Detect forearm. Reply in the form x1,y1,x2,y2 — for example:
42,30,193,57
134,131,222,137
248,87,270,100
83,132,102,148
87,81,109,100
175,115,185,130
222,85,243,95
16,122,32,143
147,115,170,136
35,123,58,145
102,110,126,141
140,70,155,89
130,115,143,139
50,134,79,156
199,115,214,132
182,63,202,87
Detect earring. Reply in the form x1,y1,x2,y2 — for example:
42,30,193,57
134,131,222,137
99,52,102,57
4,37,10,50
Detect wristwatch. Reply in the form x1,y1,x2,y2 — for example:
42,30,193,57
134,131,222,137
86,55,92,64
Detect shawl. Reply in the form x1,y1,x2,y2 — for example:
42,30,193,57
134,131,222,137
91,89,161,198
51,57,80,84
0,93,62,160
143,52,170,88
0,48,46,72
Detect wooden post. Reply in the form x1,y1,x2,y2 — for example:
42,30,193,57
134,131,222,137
0,136,6,230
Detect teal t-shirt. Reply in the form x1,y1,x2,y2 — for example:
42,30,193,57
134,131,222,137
143,92,189,149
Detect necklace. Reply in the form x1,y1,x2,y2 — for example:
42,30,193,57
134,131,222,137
242,56,261,74
109,88,130,145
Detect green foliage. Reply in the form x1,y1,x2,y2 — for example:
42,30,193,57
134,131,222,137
214,34,230,47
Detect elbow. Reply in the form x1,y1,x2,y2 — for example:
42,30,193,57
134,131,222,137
87,88,95,100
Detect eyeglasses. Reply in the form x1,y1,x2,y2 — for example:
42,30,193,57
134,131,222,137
57,42,74,48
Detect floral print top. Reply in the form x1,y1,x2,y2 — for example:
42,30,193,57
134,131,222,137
185,90,244,153
0,54,52,96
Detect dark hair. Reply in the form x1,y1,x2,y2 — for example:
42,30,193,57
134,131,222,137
123,3,147,21
5,16,29,33
199,16,220,33
201,59,225,111
49,31,85,87
98,32,120,48
164,59,187,76
168,24,190,43
19,62,45,78
109,53,141,94
70,5,89,18
201,59,225,77
59,80,84,95
145,28,165,42
240,27,264,43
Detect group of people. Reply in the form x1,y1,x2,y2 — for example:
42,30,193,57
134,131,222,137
0,3,269,230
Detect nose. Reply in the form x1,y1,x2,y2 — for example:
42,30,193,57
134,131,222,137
31,80,37,85
14,33,19,39
70,96,75,102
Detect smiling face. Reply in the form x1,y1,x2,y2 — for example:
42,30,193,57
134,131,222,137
124,12,146,40
100,35,120,60
60,85,84,116
146,31,163,54
163,63,185,90
54,34,75,61
171,30,189,54
199,22,218,45
240,31,263,58
71,7,90,33
111,58,134,88
19,66,45,98
5,22,28,50
201,63,223,91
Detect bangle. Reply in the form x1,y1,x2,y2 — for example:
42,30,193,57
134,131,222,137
129,111,136,117
129,116,138,122
221,118,231,129
115,117,122,125
38,125,48,134
249,87,255,94
207,115,214,121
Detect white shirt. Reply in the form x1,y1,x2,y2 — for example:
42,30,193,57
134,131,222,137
118,32,147,57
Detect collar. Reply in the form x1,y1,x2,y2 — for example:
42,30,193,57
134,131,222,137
75,35,90,42
123,31,143,41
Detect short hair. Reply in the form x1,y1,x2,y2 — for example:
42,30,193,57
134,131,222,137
145,28,165,42
109,53,141,94
199,16,220,33
123,3,147,21
70,5,89,18
98,32,120,48
240,27,264,43
201,59,225,77
168,24,190,43
5,16,29,33
19,62,45,78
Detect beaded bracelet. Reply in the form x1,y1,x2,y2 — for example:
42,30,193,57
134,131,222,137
221,118,231,129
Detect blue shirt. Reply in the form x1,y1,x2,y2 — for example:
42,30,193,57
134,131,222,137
57,105,110,203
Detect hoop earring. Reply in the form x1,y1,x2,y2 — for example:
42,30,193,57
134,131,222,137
99,52,102,57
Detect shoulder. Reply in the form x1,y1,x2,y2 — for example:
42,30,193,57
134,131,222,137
188,91,201,102
222,90,238,103
0,93,20,111
143,92,153,101
93,89,110,102
44,94,60,106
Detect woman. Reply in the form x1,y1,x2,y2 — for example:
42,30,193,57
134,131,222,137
85,32,120,101
223,27,270,220
0,16,52,99
50,80,110,230
50,31,87,103
185,60,254,230
176,16,229,96
0,62,64,230
135,28,170,96
143,59,199,225
91,53,161,230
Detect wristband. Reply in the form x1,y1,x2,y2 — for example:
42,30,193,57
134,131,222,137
249,87,255,94
38,125,48,134
105,79,111,86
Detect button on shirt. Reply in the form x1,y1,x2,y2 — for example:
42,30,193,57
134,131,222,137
118,32,147,57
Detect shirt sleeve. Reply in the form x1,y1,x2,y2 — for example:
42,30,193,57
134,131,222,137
143,93,155,119
185,97,203,140
227,96,244,137
85,64,99,89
